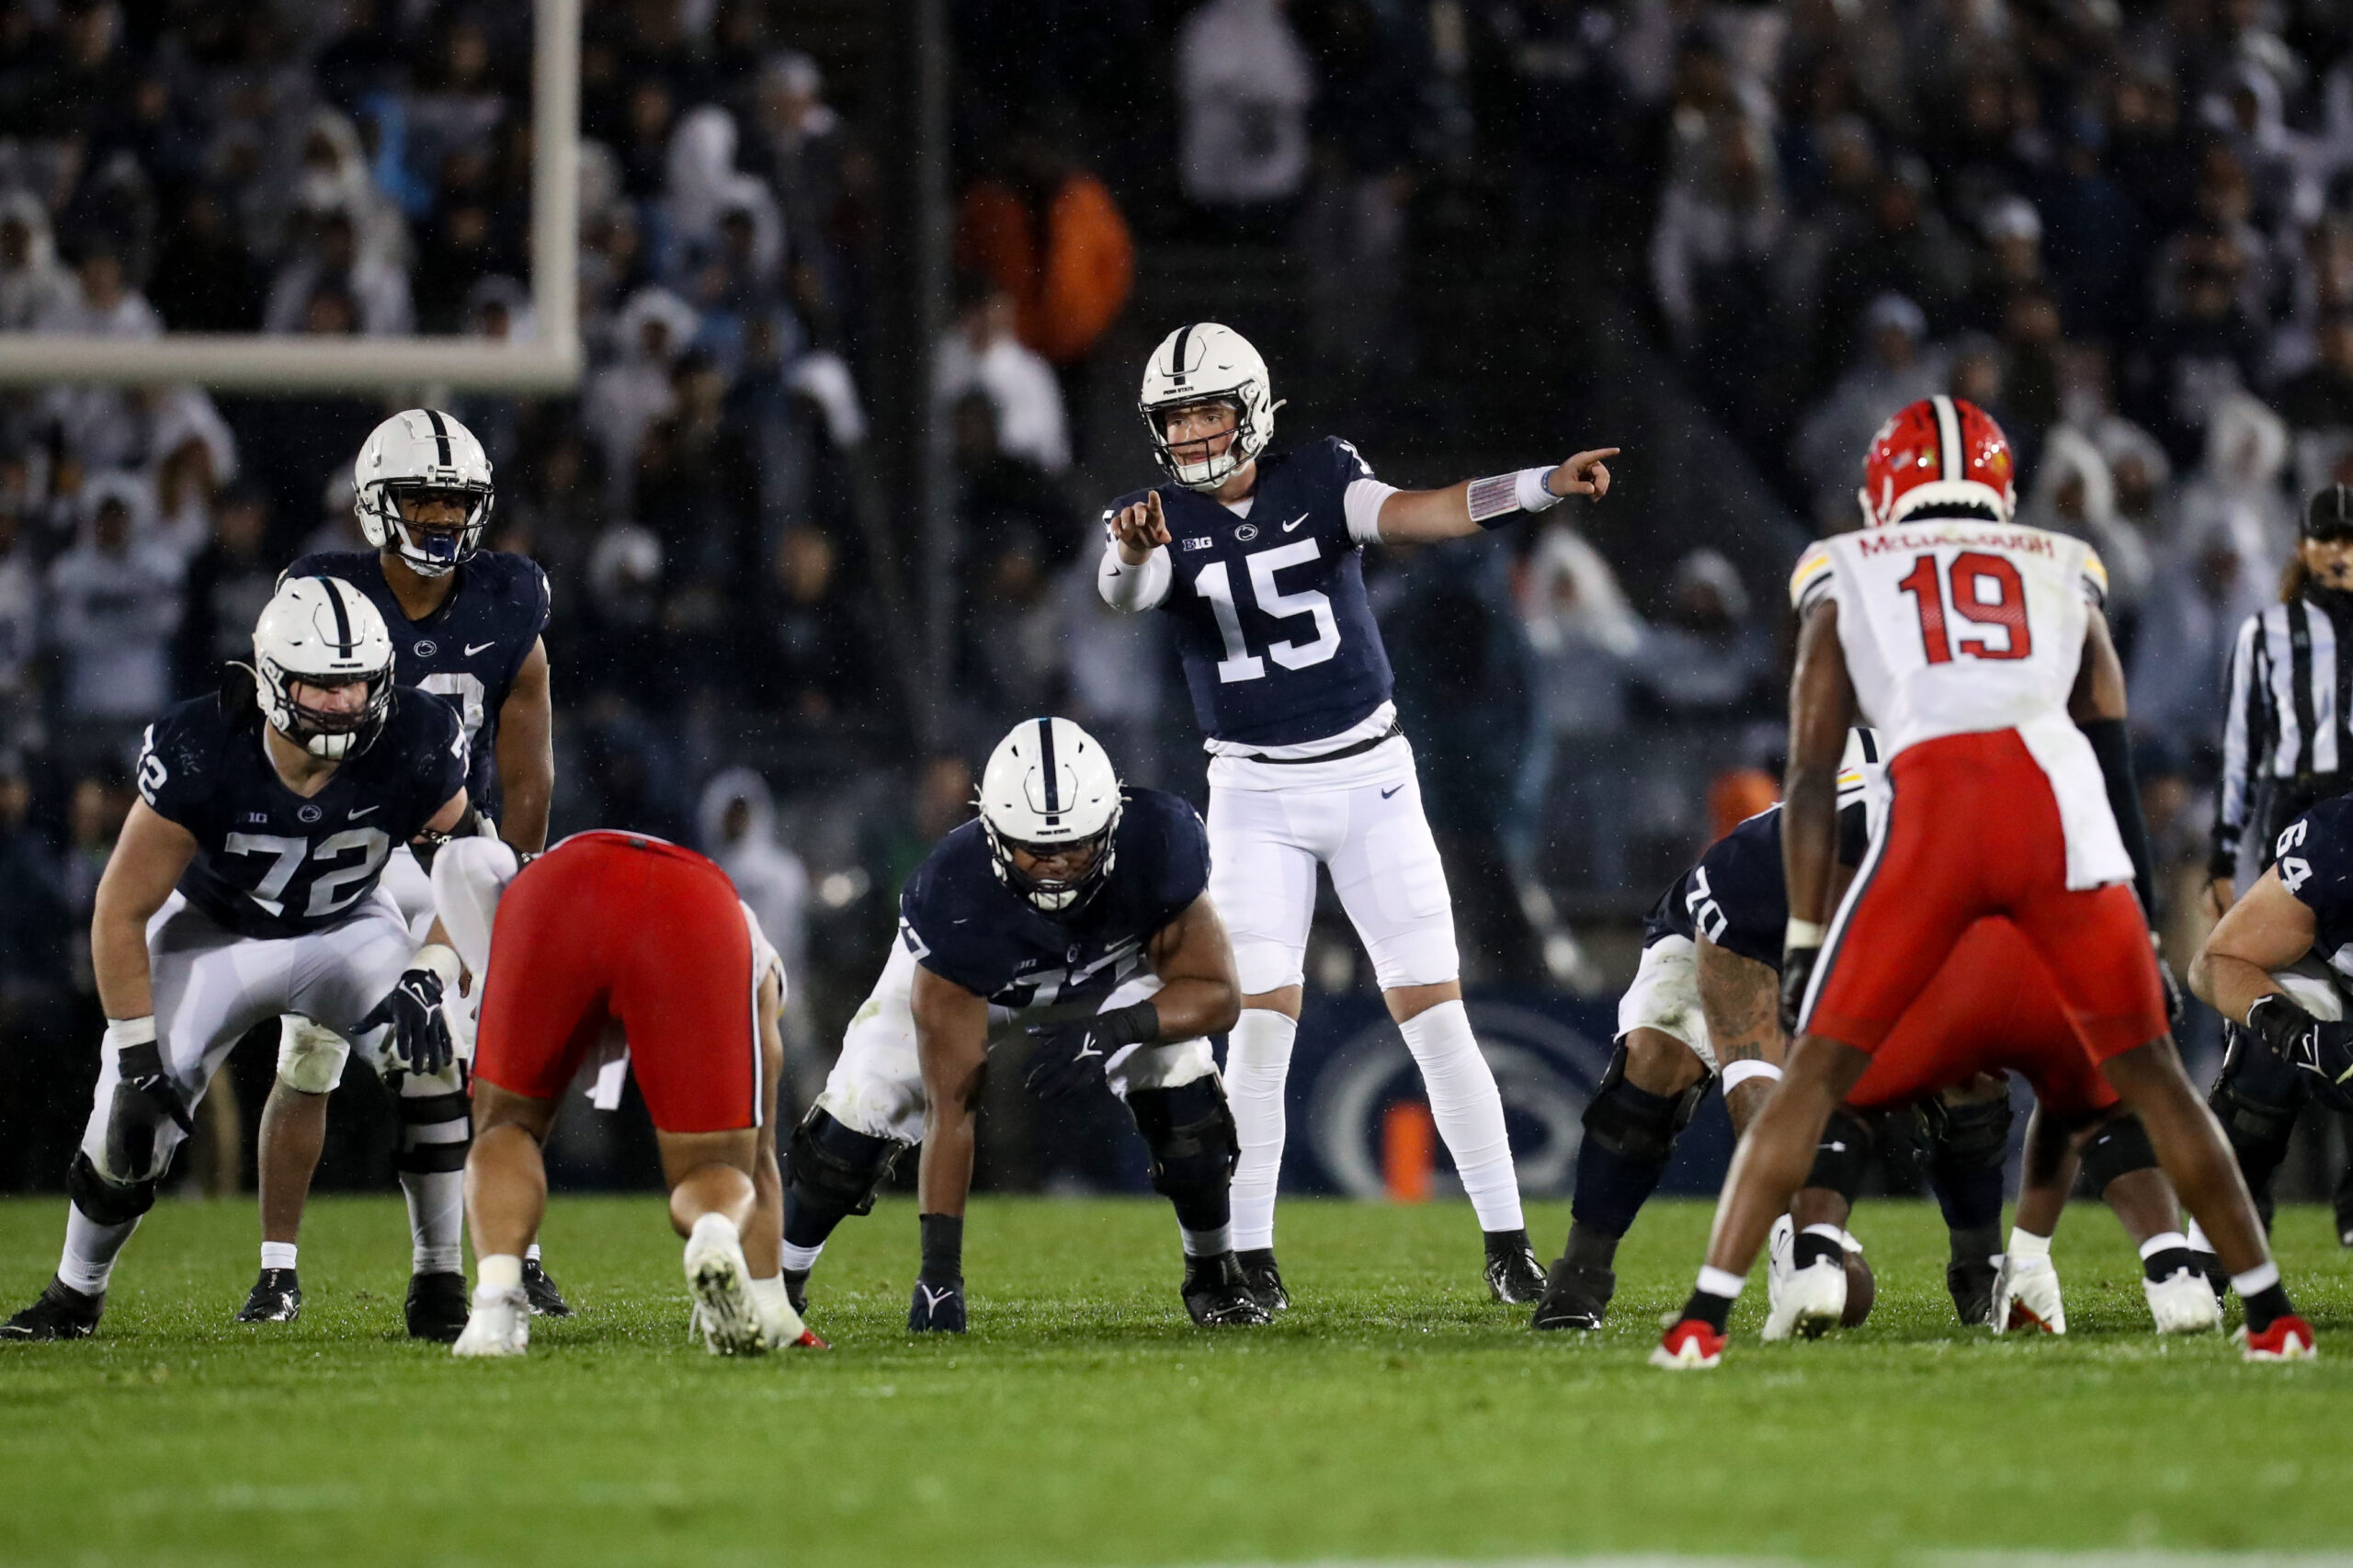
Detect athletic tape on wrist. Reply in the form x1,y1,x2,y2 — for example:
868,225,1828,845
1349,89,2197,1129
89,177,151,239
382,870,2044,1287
1719,1060,1783,1095
1467,467,1566,528
1786,917,1828,949
412,943,462,989
104,1015,157,1051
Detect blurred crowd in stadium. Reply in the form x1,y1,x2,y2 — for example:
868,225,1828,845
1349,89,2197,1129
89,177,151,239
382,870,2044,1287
7,0,2353,1187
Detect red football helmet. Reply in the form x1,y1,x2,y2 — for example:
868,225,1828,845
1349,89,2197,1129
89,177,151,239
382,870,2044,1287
1857,395,2018,528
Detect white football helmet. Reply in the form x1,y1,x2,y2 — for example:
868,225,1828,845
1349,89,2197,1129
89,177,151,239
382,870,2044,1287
1138,322,1279,491
977,717,1124,915
253,575,395,759
353,408,494,577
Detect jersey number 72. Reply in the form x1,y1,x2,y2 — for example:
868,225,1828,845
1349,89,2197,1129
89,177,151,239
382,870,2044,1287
1896,551,2032,664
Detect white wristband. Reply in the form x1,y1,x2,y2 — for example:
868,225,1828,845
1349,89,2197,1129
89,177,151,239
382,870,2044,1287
104,1015,157,1051
1515,466,1566,513
1785,917,1828,949
1719,1060,1783,1095
412,943,462,990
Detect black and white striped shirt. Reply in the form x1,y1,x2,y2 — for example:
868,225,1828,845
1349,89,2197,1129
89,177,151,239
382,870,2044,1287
2215,595,2353,876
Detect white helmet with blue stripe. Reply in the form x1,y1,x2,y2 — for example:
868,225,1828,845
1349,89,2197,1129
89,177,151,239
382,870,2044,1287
1138,322,1278,491
253,574,395,759
977,717,1124,915
353,408,495,577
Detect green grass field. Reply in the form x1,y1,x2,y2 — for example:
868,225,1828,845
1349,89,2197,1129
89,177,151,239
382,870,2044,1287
2,1194,2347,1568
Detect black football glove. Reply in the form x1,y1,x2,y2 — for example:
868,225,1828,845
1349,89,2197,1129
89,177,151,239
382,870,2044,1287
103,1032,192,1181
1022,1000,1160,1101
360,955,456,1079
1779,946,1821,1038
908,1276,967,1333
2247,994,2353,1112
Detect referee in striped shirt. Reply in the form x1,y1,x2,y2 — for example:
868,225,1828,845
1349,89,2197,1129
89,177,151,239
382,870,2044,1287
2209,483,2353,1244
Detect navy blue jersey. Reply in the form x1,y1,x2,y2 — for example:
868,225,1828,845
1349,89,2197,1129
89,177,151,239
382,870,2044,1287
2276,795,2353,969
136,687,469,940
284,551,549,822
898,789,1211,1008
1107,437,1393,747
1643,799,1872,971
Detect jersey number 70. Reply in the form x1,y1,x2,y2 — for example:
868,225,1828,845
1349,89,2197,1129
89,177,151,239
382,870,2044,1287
1896,551,2032,664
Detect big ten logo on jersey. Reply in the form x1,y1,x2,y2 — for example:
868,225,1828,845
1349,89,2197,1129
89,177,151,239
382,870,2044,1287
2279,819,2314,893
998,937,1145,1011
1193,540,1342,683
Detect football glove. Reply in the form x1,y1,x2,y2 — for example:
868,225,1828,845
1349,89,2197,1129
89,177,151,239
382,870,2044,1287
908,1277,966,1334
1779,947,1820,1037
1021,1001,1159,1101
101,1019,191,1182
360,945,461,1078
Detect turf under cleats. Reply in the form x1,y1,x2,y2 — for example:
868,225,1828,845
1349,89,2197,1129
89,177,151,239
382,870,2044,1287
683,1214,766,1356
234,1267,301,1324
521,1256,573,1317
1990,1254,2066,1335
405,1270,472,1343
1,1278,102,1341
1650,1318,1725,1369
2237,1314,2317,1361
451,1285,529,1358
1236,1248,1290,1313
2143,1263,2223,1335
1946,1255,1998,1326
1762,1256,1847,1341
1529,1259,1615,1331
1483,1232,1547,1305
1183,1251,1273,1326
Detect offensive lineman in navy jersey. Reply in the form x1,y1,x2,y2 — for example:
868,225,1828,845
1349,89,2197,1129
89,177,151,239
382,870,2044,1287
778,718,1267,1332
1098,321,1619,1306
4,578,474,1340
246,408,562,1335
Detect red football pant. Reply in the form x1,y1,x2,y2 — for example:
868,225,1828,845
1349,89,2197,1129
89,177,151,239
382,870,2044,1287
1806,728,2166,1075
473,831,761,1133
1847,918,2120,1119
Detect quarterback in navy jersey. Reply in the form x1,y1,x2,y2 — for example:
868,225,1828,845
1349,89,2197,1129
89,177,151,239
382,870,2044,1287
779,719,1267,1333
1097,320,1619,1308
5,578,476,1342
255,408,563,1335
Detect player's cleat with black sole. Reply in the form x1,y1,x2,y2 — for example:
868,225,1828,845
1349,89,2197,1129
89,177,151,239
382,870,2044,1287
1529,1259,1615,1331
781,1267,811,1315
1947,1256,1998,1326
1236,1248,1289,1312
234,1267,301,1324
1,1278,103,1341
1183,1252,1272,1326
404,1270,471,1343
1483,1231,1547,1305
2236,1314,2317,1361
521,1256,573,1317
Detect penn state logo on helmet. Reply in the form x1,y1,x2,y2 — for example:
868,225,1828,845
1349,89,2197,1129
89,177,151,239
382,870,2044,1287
1857,395,2016,529
251,576,396,760
353,408,495,577
977,717,1124,916
1138,323,1281,492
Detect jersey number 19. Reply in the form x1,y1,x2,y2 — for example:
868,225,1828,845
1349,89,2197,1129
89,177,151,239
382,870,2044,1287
1896,551,2032,665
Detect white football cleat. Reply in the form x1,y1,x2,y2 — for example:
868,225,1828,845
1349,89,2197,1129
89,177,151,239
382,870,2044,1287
1991,1253,2066,1335
451,1285,529,1358
2143,1265,2223,1335
1764,1214,1795,1323
1762,1256,1847,1342
684,1214,766,1357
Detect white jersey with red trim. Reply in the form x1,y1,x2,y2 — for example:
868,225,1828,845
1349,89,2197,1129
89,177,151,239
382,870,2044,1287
1790,518,2131,890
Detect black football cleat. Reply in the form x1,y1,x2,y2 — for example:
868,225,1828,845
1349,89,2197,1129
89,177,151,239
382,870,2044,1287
2,1278,103,1341
1946,1256,1998,1326
404,1270,471,1343
1236,1248,1290,1312
1182,1252,1272,1326
781,1267,810,1315
234,1267,302,1324
521,1256,573,1317
1529,1259,1615,1331
1483,1231,1548,1305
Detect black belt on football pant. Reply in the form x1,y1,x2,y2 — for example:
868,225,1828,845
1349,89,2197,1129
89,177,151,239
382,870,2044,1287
1236,721,1402,766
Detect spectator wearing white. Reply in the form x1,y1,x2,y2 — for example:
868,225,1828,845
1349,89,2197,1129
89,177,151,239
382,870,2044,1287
44,483,181,727
1793,291,1943,527
697,767,815,1096
0,193,72,330
1517,520,1644,740
2177,391,2296,576
1650,117,1787,358
1177,0,1315,211
263,203,414,336
585,286,701,510
145,391,239,571
0,508,36,747
284,108,413,273
35,246,160,338
936,285,1071,475
664,105,783,283
2024,425,2152,619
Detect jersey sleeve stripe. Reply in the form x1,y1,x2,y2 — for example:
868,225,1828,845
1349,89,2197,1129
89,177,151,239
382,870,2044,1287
1790,545,1834,613
2079,547,2109,607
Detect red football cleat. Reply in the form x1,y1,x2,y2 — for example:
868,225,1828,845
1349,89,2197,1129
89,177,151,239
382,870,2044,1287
1651,1318,1726,1369
790,1327,830,1350
2238,1315,2317,1362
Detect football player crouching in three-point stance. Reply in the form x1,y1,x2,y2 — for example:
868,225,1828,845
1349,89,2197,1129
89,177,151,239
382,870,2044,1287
779,717,1267,1332
1100,321,1619,1308
253,407,563,1337
1542,728,2218,1340
5,577,478,1341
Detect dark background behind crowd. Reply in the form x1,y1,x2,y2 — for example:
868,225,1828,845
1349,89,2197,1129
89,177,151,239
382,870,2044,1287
4,0,2349,1199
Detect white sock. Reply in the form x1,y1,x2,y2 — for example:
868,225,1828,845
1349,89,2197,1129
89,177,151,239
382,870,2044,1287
259,1241,298,1272
400,1169,465,1276
1225,1008,1298,1252
1181,1222,1234,1258
477,1253,523,1295
1697,1265,1745,1300
2138,1231,2189,1262
2006,1227,2052,1263
525,1243,541,1264
749,1275,790,1313
1396,1000,1522,1232
59,1204,139,1296
779,1238,825,1274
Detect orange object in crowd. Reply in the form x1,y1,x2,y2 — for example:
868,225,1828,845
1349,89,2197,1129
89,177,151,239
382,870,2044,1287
1382,1101,1436,1203
1708,767,1780,845
955,173,1135,365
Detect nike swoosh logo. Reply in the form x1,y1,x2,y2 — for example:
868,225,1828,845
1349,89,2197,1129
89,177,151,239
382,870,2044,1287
918,1285,957,1311
1381,785,1403,799
1284,512,1310,531
464,642,496,656
348,804,381,819
1074,1042,1102,1062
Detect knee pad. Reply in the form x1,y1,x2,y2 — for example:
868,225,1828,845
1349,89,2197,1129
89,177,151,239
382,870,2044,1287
68,1150,158,1226
786,1108,904,1218
276,1016,351,1096
1582,1045,1702,1167
2208,1074,2299,1162
1916,1094,2013,1178
1127,1080,1240,1196
2216,1019,2309,1110
2078,1112,2158,1193
1803,1108,1878,1202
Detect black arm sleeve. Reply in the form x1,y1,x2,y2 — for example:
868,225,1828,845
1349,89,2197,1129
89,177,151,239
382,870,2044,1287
2081,717,2157,919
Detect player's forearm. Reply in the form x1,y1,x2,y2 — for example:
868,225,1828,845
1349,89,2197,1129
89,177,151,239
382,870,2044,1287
1142,975,1239,1043
91,907,155,1020
1696,941,1785,1134
497,765,551,854
1780,767,1842,927
1374,482,1479,543
1097,538,1171,610
915,1103,977,1218
2188,949,2282,1025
